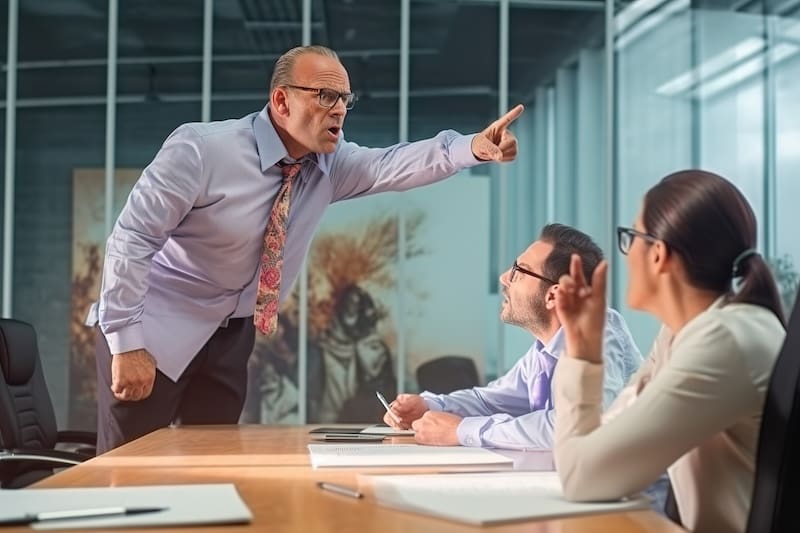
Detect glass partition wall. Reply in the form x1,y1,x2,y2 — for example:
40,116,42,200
1,0,796,428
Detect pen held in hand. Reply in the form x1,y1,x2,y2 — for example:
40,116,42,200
317,481,363,499
375,391,402,424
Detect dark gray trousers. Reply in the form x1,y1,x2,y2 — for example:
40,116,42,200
95,317,255,454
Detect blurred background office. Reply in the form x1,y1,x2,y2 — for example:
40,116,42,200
0,0,797,430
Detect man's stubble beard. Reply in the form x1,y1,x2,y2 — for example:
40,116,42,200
501,285,551,337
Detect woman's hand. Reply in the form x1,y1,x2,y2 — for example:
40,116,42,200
554,254,607,364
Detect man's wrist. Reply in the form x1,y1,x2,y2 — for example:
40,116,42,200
564,336,603,363
114,348,148,357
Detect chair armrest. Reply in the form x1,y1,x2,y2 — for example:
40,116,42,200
0,448,89,468
56,430,97,446
56,431,98,457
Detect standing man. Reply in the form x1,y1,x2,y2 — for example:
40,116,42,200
384,224,643,450
87,45,523,453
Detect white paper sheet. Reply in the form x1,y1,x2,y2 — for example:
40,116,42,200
364,471,650,525
0,484,252,530
307,443,513,468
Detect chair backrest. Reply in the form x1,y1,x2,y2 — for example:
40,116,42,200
416,355,480,394
747,291,800,533
0,318,59,486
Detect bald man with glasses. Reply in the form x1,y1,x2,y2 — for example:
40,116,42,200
384,223,643,451
88,44,524,453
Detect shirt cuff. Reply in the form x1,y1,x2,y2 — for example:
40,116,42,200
554,357,604,407
456,416,490,447
448,133,483,167
420,392,445,412
103,322,146,356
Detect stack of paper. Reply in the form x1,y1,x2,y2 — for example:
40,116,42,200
307,443,513,468
363,471,649,525
0,484,252,530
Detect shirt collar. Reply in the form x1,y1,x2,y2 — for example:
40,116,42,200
534,326,565,360
253,105,333,176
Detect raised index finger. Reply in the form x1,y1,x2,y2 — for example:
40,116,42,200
569,253,588,289
493,104,524,130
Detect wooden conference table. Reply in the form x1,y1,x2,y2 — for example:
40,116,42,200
16,426,684,533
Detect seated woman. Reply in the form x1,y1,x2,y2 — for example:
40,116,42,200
551,170,786,533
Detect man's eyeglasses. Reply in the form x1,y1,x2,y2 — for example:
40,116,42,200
284,85,358,110
509,261,558,285
616,226,659,255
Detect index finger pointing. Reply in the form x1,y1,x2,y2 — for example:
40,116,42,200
493,104,524,130
570,253,588,289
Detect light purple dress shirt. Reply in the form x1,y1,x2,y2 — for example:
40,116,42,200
421,309,642,450
86,105,481,381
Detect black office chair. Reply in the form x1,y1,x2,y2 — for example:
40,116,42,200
416,355,480,394
0,318,96,488
747,289,800,533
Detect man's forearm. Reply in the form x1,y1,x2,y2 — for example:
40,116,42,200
457,411,555,450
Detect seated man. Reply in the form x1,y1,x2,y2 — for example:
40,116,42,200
385,223,643,450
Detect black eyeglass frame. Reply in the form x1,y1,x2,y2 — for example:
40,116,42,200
616,226,660,255
510,261,559,285
283,84,358,110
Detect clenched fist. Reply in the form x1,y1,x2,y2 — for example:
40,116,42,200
111,349,157,401
412,411,462,446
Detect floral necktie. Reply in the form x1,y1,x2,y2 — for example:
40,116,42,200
254,162,302,336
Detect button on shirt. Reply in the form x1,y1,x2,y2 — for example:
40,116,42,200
421,309,642,450
87,105,481,381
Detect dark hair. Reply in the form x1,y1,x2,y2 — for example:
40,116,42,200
539,223,604,285
643,170,785,327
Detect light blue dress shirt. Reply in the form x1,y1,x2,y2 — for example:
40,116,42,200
421,309,642,450
87,105,481,381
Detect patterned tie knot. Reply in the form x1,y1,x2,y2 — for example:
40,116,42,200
280,162,302,184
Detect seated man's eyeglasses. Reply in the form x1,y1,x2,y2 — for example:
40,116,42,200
284,85,358,110
510,261,558,285
616,226,660,255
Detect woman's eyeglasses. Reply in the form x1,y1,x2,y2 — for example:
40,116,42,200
616,226,659,255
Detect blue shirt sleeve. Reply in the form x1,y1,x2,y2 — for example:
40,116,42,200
420,347,552,449
419,312,642,451
601,309,644,409
98,125,206,355
456,410,556,450
421,350,536,417
328,130,479,201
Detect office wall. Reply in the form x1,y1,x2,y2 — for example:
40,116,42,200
612,0,800,351
2,0,798,428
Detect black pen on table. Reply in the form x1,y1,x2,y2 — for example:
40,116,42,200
0,506,167,526
317,481,363,499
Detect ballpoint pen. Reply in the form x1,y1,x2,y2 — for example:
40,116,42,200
375,391,402,424
317,481,363,499
0,506,167,526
